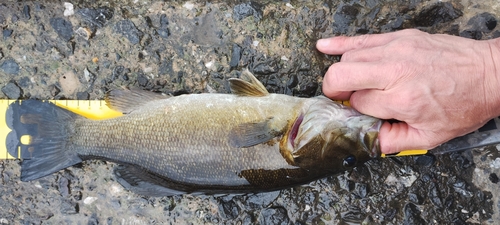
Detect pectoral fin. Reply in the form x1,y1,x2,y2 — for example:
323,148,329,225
105,88,169,113
228,69,269,96
228,118,281,148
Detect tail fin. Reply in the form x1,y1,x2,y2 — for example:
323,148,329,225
6,100,84,181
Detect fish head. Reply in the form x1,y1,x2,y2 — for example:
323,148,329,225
280,96,382,173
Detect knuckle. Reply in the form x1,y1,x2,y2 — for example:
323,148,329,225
340,51,353,62
401,28,422,36
351,34,371,48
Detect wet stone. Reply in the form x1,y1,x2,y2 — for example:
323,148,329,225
137,73,149,87
77,7,114,29
246,191,280,209
258,207,289,225
298,82,318,97
114,20,143,45
459,29,484,39
230,44,242,69
414,2,463,27
333,4,359,34
403,203,426,225
2,82,22,99
415,154,435,167
3,29,13,39
218,199,240,219
1,59,19,75
286,74,298,88
353,183,368,198
233,2,263,21
489,173,499,183
50,17,74,41
384,208,397,221
467,12,497,32
252,58,278,75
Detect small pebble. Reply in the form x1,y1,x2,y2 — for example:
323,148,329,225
183,2,195,10
233,2,263,21
3,29,13,39
63,2,74,16
11,14,19,23
489,173,499,183
114,20,143,45
76,91,89,100
77,7,114,28
467,12,497,32
1,59,20,75
23,5,31,19
229,44,241,69
49,84,60,97
83,196,98,205
2,82,22,99
50,17,74,41
414,2,462,27
75,27,92,40
490,158,500,169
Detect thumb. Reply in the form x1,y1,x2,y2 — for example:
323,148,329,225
378,121,437,154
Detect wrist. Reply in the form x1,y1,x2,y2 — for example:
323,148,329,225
484,38,500,118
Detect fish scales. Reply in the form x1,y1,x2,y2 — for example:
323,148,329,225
73,94,305,187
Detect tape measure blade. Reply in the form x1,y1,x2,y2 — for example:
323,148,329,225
0,100,123,160
0,100,18,159
432,128,500,155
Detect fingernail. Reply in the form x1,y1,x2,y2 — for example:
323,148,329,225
316,39,329,48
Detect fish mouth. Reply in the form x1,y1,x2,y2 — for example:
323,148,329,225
288,114,304,148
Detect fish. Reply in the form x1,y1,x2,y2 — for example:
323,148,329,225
6,70,382,196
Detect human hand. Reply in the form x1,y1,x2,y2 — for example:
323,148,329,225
317,29,500,154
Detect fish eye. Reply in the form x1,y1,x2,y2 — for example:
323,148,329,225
343,155,357,167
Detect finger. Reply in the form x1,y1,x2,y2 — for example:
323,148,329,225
378,122,438,154
349,89,395,119
340,45,384,63
316,29,422,55
320,82,352,100
322,62,392,98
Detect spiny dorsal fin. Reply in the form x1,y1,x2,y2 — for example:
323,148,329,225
228,69,269,97
105,88,169,114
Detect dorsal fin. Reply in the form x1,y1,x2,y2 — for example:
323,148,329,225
105,88,169,114
228,69,269,96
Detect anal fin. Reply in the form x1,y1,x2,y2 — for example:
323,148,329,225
114,165,186,196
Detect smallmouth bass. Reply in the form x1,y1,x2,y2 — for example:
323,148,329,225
7,70,382,196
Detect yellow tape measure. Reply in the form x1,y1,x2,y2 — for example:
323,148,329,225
0,99,428,159
0,100,122,159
